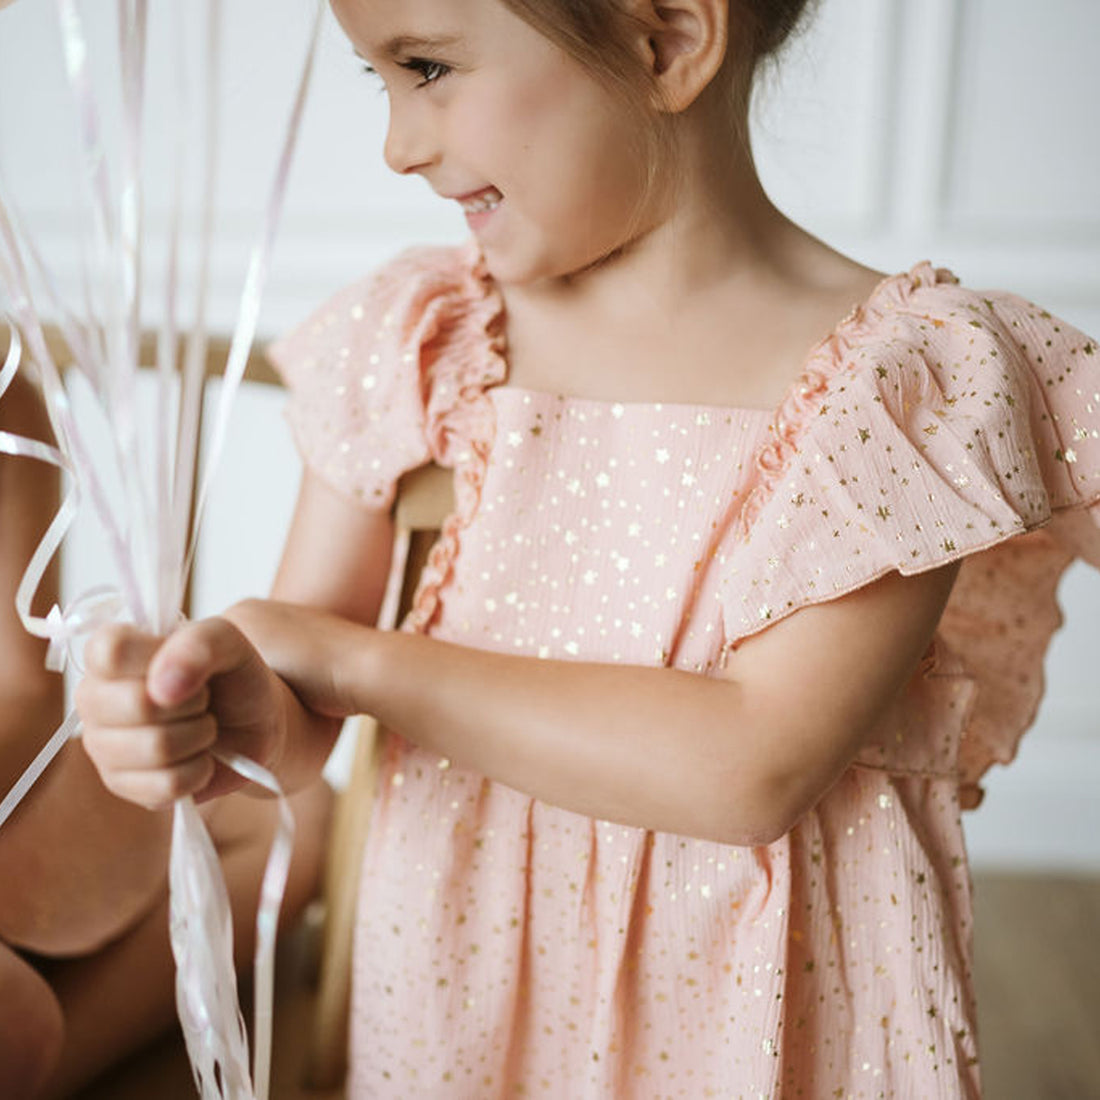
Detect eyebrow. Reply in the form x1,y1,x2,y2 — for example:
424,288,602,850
373,33,464,59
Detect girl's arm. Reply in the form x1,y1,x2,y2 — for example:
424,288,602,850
233,557,957,845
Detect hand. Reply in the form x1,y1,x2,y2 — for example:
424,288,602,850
76,618,288,811
222,598,371,721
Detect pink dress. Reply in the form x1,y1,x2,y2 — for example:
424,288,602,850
269,243,1100,1098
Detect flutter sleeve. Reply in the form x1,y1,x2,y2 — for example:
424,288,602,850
266,242,506,510
719,267,1100,790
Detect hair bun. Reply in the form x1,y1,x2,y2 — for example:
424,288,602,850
745,0,817,63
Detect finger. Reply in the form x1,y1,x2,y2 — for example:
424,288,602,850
82,714,218,772
147,617,257,708
102,754,218,813
84,624,163,680
75,676,210,728
194,758,253,806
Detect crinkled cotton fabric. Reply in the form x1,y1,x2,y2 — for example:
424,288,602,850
269,242,1100,1099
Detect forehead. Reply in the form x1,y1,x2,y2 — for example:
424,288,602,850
330,0,496,56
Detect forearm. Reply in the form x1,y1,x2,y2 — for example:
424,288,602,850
237,567,956,840
342,630,781,844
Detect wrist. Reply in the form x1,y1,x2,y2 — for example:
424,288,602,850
335,620,386,719
261,659,344,795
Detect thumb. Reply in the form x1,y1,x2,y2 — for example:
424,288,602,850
146,617,257,709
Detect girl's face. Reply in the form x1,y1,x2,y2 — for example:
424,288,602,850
331,0,654,287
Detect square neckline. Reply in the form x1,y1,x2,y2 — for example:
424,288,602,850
489,382,777,420
469,242,955,424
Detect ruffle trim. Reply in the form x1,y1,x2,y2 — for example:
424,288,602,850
726,265,1100,800
403,241,508,635
737,262,959,540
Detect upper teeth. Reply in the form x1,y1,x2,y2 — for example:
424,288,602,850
462,189,502,214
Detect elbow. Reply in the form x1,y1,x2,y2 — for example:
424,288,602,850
702,765,816,848
709,809,800,850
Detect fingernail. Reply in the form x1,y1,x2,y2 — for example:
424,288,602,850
152,665,190,702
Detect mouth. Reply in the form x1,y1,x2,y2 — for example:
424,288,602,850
455,186,503,215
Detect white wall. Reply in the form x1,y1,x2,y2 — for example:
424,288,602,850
1,0,1098,869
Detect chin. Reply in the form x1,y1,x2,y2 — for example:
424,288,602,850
479,238,623,291
477,244,557,289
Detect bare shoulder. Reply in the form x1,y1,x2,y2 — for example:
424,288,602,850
778,233,889,335
707,233,888,409
676,242,888,411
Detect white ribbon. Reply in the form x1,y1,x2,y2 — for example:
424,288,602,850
0,4,326,1095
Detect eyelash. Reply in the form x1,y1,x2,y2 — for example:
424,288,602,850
360,58,451,89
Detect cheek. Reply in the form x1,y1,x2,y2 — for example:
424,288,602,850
451,86,533,180
466,73,648,220
536,102,652,250
456,65,555,170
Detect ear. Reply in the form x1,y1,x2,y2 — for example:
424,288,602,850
626,0,729,113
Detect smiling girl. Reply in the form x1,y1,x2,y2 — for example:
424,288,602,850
75,1,1100,1095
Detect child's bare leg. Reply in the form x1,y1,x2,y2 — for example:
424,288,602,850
39,779,331,1099
0,942,64,1098
0,740,172,957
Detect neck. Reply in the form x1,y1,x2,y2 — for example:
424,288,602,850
502,118,804,323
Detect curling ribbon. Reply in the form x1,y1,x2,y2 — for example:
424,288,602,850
0,1,326,1095
162,3,322,1094
0,318,123,820
0,318,90,832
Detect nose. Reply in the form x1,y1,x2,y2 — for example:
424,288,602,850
383,97,439,176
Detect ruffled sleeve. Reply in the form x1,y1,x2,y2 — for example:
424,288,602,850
266,242,506,510
718,265,1100,790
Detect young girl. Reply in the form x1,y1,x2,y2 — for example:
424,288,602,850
77,0,1099,1096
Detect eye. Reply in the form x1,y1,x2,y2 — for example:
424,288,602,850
400,57,451,87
